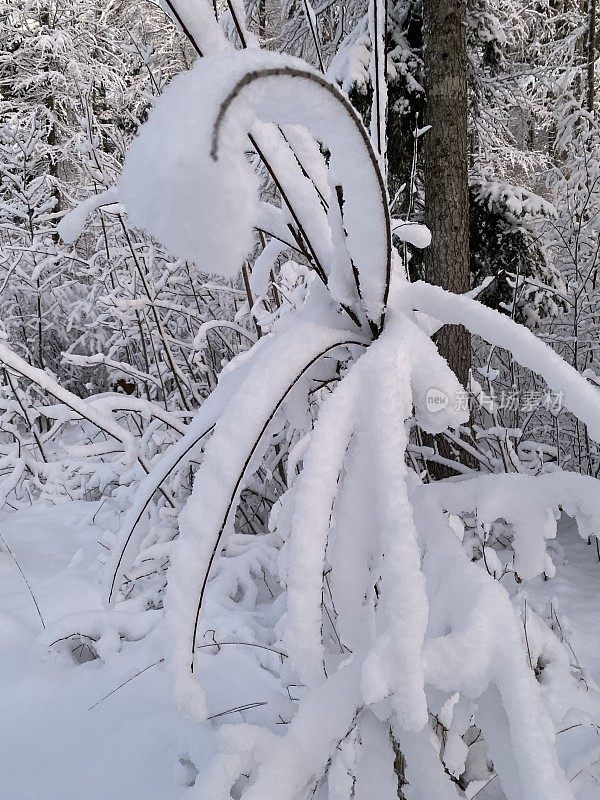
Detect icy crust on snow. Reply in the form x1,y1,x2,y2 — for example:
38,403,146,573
418,471,600,580
119,55,261,279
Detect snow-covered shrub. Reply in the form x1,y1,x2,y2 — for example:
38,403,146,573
470,176,567,327
103,9,600,796
0,0,258,514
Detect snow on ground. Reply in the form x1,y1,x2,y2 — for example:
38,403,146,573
2,503,600,799
524,519,600,800
0,501,277,800
532,526,600,686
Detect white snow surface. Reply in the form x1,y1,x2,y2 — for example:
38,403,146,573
5,501,600,798
0,501,282,800
11,26,600,800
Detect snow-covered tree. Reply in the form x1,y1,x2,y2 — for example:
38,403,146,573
78,5,600,798
3,2,600,799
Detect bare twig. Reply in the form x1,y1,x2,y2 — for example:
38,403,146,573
0,530,45,629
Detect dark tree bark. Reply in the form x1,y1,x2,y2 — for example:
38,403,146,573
423,0,471,389
421,0,472,478
588,0,597,115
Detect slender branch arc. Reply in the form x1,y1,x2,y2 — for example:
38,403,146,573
106,422,216,604
209,66,392,332
189,337,367,673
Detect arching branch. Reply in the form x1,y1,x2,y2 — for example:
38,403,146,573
210,66,392,333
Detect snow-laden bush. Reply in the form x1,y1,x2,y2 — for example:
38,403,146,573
101,10,600,797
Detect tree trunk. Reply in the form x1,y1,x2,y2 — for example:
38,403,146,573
423,0,471,389
588,0,596,115
422,0,472,477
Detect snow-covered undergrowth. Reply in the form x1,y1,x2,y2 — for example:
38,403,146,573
4,505,600,800
3,3,600,800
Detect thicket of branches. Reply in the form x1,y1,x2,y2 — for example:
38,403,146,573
3,1,600,799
